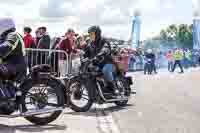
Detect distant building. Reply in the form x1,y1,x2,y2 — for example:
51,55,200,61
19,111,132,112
131,13,141,50
193,17,200,50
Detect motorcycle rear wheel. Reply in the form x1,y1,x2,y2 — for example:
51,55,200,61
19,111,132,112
21,77,65,125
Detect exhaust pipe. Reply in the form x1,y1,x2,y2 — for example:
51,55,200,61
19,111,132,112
0,107,64,118
21,107,64,117
96,83,129,103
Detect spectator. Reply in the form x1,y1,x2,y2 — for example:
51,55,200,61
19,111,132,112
37,26,51,49
79,36,86,49
23,27,35,48
59,28,77,55
34,29,41,47
128,52,136,71
76,35,86,49
37,26,51,65
172,48,184,73
165,50,173,72
23,27,36,68
58,28,77,75
48,37,62,75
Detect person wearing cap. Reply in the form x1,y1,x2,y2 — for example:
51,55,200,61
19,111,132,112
58,28,77,75
59,28,77,55
0,18,26,97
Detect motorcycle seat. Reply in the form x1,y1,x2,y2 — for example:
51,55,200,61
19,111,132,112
31,64,52,73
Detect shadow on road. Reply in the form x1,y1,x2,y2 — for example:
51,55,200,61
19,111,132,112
65,104,134,117
103,104,134,113
0,124,67,133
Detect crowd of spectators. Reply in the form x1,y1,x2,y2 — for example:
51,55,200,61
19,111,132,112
127,48,200,73
22,26,200,75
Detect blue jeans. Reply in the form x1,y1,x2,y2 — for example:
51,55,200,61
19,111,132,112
102,64,114,82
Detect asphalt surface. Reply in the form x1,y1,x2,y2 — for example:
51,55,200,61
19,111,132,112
0,68,200,133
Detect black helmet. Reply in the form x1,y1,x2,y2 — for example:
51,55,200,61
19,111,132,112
88,25,101,41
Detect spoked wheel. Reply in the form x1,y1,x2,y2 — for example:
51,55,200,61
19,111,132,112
69,80,93,112
21,78,65,125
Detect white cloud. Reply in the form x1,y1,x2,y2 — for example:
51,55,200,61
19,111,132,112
0,0,31,5
0,0,193,40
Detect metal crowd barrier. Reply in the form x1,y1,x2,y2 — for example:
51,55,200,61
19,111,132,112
69,53,81,74
25,48,70,78
25,48,145,79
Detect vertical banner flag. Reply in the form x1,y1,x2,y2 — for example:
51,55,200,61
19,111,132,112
193,18,200,50
131,15,141,50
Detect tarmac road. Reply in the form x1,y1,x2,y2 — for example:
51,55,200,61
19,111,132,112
0,68,200,133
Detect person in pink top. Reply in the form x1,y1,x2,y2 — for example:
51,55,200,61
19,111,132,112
165,50,174,72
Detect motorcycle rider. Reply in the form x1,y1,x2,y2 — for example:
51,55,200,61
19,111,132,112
144,49,156,74
83,26,119,95
0,18,26,98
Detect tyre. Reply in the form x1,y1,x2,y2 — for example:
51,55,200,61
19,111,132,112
21,77,65,125
68,78,93,112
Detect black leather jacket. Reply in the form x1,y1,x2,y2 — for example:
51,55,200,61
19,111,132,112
83,38,112,64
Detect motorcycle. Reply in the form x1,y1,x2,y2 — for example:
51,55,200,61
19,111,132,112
0,64,65,125
144,58,153,75
67,55,133,112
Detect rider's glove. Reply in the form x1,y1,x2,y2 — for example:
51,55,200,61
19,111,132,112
92,57,99,65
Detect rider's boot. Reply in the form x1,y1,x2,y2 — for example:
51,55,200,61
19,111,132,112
106,81,120,95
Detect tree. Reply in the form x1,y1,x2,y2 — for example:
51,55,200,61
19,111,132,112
166,24,178,40
160,29,167,40
156,24,192,48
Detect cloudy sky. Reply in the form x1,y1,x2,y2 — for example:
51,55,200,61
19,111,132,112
0,0,193,40
193,0,200,15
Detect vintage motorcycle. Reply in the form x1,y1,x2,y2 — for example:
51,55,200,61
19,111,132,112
67,54,133,112
0,64,65,125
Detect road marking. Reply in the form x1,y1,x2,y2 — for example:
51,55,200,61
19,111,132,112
95,104,121,133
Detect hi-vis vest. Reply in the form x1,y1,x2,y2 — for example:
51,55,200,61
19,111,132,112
0,33,26,64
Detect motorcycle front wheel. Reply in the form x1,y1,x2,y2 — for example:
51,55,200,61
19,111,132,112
20,77,65,125
68,78,93,112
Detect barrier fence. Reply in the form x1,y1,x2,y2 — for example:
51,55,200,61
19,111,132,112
25,48,71,78
25,48,142,79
